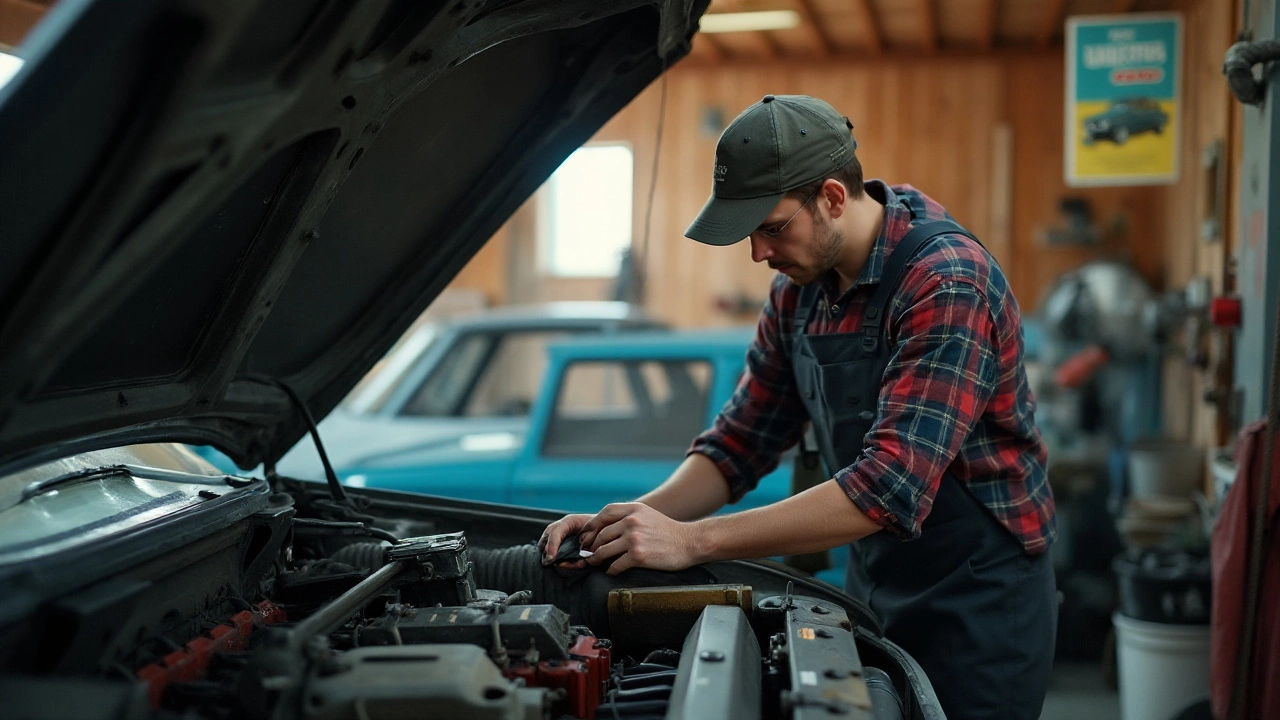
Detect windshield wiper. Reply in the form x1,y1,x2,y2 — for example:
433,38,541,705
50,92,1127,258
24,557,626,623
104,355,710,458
19,463,245,503
20,464,131,502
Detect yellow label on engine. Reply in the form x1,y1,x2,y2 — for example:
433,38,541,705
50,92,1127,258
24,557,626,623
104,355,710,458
799,627,815,640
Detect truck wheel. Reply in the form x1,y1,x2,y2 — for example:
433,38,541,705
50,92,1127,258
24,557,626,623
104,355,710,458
1114,127,1129,144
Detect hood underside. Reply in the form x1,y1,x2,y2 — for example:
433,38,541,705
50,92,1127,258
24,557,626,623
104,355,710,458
0,0,708,474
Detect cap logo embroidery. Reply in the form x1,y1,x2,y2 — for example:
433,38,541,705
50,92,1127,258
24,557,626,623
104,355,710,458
713,161,728,183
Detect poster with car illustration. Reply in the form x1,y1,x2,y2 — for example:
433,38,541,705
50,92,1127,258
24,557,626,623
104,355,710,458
1065,14,1181,186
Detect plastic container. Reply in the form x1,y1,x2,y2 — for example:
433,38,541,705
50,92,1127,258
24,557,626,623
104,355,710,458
1126,440,1205,498
1113,612,1210,720
1113,549,1211,624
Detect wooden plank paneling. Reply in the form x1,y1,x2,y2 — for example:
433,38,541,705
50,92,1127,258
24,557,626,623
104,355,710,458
573,55,1128,330
1004,55,1166,308
453,51,1170,335
0,0,45,47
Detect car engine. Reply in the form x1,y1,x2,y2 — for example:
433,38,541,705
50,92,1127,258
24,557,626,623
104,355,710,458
0,477,928,720
121,532,904,720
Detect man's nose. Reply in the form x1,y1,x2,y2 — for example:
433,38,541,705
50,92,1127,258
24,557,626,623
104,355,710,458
749,235,773,264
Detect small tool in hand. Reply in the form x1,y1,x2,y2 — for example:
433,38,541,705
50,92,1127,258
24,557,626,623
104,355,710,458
545,534,593,566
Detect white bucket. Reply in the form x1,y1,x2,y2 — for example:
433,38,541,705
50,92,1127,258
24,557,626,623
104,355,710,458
1127,440,1205,498
1113,612,1210,720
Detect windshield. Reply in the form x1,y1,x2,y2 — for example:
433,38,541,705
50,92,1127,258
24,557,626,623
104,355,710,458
0,444,247,564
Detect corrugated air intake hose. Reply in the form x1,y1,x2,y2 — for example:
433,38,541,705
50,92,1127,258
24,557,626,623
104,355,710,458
328,542,716,632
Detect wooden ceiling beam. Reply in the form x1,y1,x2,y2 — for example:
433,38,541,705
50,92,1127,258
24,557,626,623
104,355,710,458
978,0,998,51
1036,0,1068,48
793,0,834,57
676,45,1063,69
920,0,938,53
850,0,884,55
698,33,730,62
758,31,783,59
1112,0,1139,12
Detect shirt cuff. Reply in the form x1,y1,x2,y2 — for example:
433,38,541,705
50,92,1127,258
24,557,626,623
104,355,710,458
687,444,753,503
833,463,916,540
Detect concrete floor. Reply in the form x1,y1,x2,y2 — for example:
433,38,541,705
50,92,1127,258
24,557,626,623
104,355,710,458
1040,661,1120,720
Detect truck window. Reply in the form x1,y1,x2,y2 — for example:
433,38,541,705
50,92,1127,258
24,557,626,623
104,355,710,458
400,331,565,418
543,360,712,459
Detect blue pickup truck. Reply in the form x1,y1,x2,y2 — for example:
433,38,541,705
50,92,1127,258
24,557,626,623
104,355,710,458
341,329,786,507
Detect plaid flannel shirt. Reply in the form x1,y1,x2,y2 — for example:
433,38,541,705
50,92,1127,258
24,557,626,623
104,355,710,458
690,181,1056,555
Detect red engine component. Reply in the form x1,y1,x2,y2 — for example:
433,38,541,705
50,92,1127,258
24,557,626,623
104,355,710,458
504,632,612,719
135,601,286,708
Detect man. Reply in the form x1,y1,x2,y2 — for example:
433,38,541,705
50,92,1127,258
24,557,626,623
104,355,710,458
541,95,1057,719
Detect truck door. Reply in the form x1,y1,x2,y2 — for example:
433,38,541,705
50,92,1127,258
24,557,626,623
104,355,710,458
509,356,714,512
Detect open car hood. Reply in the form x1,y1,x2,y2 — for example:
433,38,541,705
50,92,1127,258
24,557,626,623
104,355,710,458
0,0,708,474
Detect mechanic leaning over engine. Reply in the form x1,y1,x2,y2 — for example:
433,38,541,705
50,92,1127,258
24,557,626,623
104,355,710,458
541,94,1058,720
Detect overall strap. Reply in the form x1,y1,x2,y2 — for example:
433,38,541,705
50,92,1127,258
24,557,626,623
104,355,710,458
860,220,977,344
791,281,822,339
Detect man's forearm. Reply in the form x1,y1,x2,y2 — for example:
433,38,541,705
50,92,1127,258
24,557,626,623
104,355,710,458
636,453,732,521
692,479,883,561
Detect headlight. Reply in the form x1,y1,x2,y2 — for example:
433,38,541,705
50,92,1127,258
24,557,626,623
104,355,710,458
1097,120,1110,130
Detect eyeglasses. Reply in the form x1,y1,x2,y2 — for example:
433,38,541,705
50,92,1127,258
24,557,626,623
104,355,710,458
753,190,818,239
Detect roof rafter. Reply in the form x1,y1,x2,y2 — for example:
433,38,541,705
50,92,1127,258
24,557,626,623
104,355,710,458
758,31,783,59
1037,0,1068,47
920,0,938,52
793,0,834,57
978,0,998,51
850,0,884,55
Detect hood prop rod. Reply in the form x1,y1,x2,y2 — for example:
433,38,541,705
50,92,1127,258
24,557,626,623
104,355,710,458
245,376,348,505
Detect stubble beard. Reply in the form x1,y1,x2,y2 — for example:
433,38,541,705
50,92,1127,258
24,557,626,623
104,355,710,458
785,215,844,286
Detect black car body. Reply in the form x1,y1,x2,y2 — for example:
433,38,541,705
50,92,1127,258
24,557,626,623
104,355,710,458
0,2,943,719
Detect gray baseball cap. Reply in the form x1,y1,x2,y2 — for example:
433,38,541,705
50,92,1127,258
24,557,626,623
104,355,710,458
686,94,857,246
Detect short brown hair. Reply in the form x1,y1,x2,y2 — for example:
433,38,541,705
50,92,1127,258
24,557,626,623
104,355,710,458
785,153,864,205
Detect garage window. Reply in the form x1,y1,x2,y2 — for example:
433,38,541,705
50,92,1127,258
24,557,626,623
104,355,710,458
540,145,633,277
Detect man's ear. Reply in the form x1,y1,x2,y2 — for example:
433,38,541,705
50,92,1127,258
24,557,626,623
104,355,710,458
821,178,848,220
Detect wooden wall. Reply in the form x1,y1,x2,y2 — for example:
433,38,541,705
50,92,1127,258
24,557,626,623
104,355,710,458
470,51,1171,329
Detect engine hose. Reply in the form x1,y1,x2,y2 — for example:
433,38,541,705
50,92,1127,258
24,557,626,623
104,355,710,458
470,545,717,633
328,542,717,634
329,541,388,570
642,648,681,667
1224,40,1280,106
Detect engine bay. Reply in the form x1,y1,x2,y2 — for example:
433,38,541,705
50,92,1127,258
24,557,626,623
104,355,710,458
0,471,935,720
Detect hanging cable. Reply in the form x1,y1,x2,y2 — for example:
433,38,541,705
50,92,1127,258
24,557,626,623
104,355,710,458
243,376,348,505
637,72,669,305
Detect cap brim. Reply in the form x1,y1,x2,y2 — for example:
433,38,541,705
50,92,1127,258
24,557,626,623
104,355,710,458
685,191,784,246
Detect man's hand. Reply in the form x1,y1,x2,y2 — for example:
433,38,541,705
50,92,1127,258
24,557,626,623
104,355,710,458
580,503,702,576
539,513,592,566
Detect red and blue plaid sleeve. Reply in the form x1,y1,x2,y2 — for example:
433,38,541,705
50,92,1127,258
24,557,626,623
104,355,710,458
689,274,809,502
833,274,999,539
